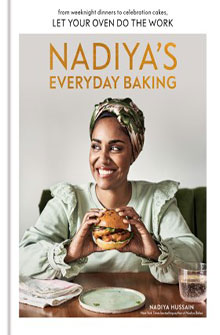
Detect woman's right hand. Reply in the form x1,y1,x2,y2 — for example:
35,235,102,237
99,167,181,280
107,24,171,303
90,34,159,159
65,209,105,263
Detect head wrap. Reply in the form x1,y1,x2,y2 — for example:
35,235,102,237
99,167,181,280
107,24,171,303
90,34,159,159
90,98,145,162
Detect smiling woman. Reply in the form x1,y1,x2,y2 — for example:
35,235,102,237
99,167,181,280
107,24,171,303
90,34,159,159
19,97,203,284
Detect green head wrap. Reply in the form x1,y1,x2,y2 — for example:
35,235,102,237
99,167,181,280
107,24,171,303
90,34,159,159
90,98,145,162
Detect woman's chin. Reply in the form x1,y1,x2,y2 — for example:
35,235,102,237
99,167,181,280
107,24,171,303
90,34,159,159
93,171,129,191
93,172,116,190
96,180,114,190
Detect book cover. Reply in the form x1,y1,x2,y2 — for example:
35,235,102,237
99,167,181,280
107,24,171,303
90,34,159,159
19,34,206,314
4,0,213,333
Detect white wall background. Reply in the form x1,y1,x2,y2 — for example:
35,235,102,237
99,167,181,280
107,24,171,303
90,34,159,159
20,34,206,239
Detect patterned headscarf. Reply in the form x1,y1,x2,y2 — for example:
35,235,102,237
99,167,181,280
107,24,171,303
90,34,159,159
90,98,145,162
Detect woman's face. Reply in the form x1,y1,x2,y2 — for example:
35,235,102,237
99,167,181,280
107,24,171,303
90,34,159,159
89,117,133,191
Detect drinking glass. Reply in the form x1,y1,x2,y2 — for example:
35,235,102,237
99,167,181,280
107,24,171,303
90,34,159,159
178,263,206,303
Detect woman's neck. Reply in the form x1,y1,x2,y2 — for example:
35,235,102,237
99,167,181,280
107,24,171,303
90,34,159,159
95,182,132,209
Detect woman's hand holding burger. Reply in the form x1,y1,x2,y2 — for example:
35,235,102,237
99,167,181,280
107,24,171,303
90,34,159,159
65,206,161,263
65,209,105,263
115,207,161,261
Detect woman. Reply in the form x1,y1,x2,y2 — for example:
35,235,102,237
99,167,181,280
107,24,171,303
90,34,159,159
19,98,203,284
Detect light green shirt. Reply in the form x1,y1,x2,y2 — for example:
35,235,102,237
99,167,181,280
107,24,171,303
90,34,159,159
19,180,203,284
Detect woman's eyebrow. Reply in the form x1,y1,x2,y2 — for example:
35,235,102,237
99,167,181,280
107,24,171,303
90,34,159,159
109,140,125,144
91,139,125,144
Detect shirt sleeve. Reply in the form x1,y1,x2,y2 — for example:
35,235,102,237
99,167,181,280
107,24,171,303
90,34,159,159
19,184,88,280
141,181,203,284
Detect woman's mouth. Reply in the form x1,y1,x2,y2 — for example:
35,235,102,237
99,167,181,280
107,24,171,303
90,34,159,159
97,168,115,178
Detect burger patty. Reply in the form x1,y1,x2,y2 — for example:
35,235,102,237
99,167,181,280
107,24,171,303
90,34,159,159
93,228,131,242
92,228,113,238
101,231,131,242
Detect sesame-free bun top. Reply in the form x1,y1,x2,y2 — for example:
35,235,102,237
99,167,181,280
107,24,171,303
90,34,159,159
97,209,129,229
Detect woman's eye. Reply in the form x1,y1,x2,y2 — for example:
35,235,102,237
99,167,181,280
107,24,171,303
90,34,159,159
111,146,122,152
91,144,101,150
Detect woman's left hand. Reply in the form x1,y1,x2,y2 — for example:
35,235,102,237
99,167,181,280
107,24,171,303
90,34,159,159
115,207,161,261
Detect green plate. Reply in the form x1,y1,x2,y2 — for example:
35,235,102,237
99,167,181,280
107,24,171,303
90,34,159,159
79,287,146,314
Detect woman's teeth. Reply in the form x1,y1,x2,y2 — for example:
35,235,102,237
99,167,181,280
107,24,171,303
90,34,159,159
98,169,114,176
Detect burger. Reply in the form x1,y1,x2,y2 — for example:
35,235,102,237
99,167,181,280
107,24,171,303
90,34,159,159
92,209,133,250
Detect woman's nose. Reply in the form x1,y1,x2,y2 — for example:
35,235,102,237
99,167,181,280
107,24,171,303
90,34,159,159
99,149,110,164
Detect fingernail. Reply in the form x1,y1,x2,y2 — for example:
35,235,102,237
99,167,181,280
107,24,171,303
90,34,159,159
123,219,128,223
